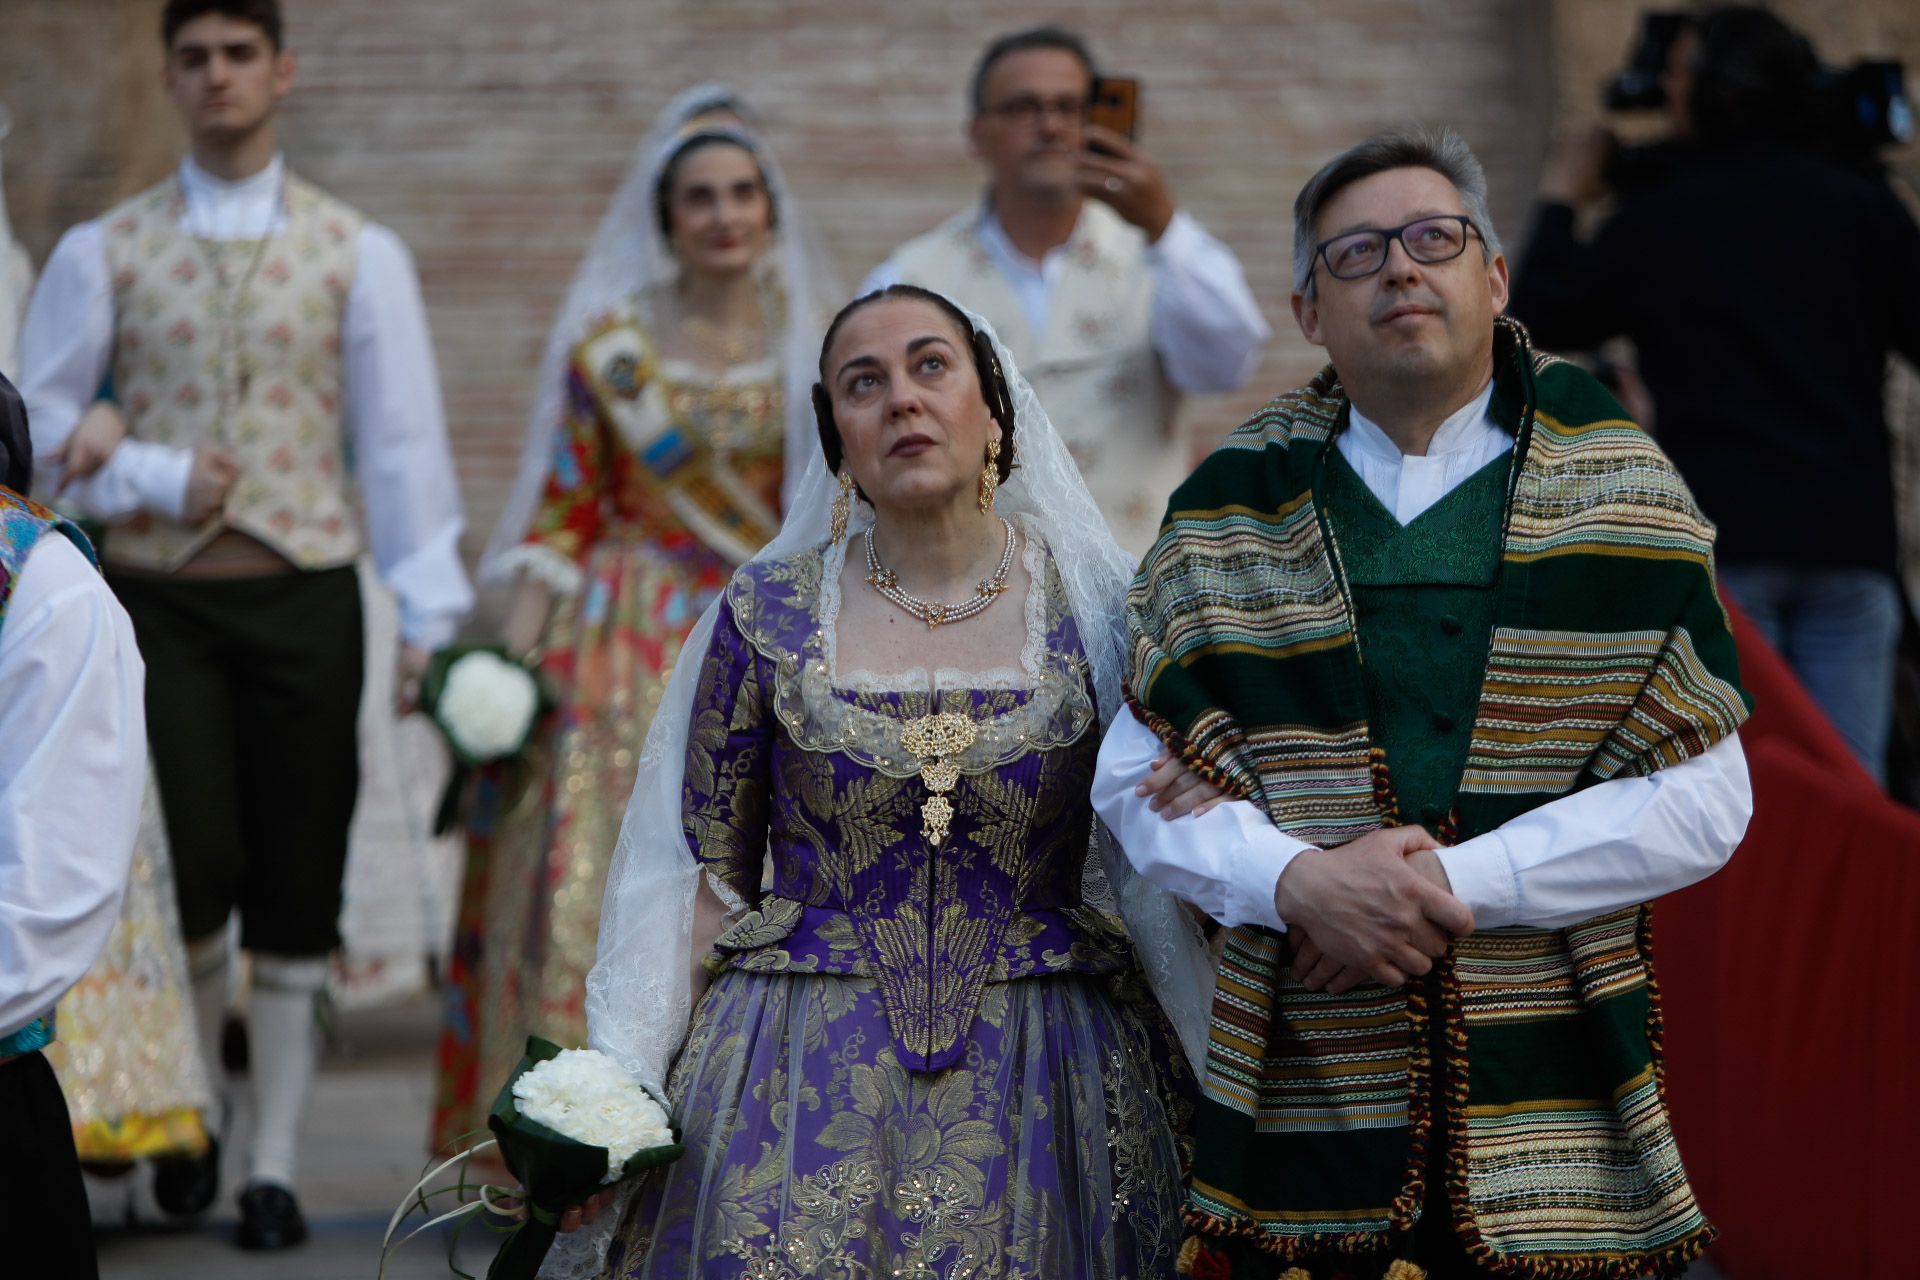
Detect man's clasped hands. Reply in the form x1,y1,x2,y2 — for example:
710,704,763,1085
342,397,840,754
1135,751,1474,994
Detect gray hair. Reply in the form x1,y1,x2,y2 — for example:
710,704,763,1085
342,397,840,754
1292,125,1503,297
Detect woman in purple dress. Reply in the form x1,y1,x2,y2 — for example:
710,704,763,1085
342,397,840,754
548,286,1217,1279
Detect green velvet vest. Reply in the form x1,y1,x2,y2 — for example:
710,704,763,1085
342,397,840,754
1323,444,1508,831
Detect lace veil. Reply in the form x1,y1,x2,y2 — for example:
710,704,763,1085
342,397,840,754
479,83,838,581
545,304,1215,1276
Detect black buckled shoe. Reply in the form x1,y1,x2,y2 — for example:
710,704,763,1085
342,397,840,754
151,1136,220,1219
237,1181,308,1251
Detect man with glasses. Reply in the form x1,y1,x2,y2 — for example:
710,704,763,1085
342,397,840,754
862,25,1268,554
1096,127,1753,1277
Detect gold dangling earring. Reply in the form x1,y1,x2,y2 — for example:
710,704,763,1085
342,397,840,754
978,437,1001,515
830,469,855,544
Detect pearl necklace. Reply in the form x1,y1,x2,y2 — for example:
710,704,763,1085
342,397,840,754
864,517,1017,630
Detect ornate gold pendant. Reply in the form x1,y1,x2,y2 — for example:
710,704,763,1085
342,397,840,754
901,712,977,846
919,794,956,847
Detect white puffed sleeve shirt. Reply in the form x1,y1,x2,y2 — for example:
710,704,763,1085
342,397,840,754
0,533,146,1038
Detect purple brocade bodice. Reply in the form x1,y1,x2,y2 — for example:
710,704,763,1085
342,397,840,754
682,541,1133,1073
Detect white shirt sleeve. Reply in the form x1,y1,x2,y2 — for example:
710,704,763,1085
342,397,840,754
858,259,901,297
1145,211,1272,395
1092,710,1308,931
343,224,473,650
1436,733,1753,931
18,224,194,520
0,534,146,1037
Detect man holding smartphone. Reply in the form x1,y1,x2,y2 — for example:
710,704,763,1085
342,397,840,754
863,26,1269,555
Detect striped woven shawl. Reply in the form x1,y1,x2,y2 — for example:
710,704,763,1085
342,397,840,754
1127,320,1748,1278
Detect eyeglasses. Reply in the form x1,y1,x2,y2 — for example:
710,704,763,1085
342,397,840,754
1311,216,1482,282
978,94,1088,125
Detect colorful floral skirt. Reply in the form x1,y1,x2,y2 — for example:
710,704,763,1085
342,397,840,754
602,966,1193,1279
45,780,211,1162
431,535,731,1151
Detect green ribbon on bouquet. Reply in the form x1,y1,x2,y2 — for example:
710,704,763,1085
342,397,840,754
380,1036,684,1280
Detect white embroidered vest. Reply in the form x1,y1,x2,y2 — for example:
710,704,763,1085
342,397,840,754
101,173,363,572
889,200,1178,555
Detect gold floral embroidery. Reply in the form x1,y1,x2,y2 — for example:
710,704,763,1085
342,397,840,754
616,962,1189,1279
697,553,1119,1068
685,621,771,907
635,539,1189,1280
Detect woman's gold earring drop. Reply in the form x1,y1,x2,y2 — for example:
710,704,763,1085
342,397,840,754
978,437,1001,515
831,470,856,544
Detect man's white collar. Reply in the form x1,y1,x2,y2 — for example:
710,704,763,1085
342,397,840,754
179,152,285,201
1346,378,1497,462
978,201,1081,271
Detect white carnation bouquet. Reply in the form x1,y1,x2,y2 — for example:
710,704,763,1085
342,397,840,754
437,650,542,761
419,644,552,834
380,1036,683,1280
510,1048,675,1184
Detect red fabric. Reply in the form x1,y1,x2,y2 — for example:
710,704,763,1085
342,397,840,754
1657,606,1920,1279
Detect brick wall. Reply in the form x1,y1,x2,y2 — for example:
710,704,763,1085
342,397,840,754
3,1,1915,579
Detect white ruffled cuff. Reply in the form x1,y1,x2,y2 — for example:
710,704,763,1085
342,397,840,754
484,543,585,597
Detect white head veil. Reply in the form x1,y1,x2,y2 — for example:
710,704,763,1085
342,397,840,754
543,299,1215,1278
480,83,838,583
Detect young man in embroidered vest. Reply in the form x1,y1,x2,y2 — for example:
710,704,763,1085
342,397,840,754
862,25,1271,556
0,373,148,1280
1095,128,1755,1279
17,0,472,1250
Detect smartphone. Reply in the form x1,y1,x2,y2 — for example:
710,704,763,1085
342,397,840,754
1087,76,1139,148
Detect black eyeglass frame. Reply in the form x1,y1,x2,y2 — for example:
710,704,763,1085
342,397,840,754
1310,215,1484,283
977,94,1091,124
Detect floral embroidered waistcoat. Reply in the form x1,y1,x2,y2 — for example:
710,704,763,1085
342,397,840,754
0,486,97,1060
101,173,364,572
691,535,1136,1073
890,201,1177,555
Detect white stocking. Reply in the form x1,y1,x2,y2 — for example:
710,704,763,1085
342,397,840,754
246,953,327,1190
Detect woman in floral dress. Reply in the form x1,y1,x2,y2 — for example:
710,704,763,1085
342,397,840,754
431,86,835,1152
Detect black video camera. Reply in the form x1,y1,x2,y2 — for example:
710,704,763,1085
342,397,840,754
1605,10,1913,162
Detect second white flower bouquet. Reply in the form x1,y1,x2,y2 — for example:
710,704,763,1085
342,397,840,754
420,644,552,833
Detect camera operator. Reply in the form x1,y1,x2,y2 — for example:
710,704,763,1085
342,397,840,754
1511,5,1920,785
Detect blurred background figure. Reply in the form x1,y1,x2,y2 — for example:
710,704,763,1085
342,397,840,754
863,26,1270,555
0,105,32,380
330,563,465,1015
15,0,472,1251
1510,5,1920,787
430,84,836,1168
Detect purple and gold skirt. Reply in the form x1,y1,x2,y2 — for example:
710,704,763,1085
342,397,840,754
603,966,1192,1279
